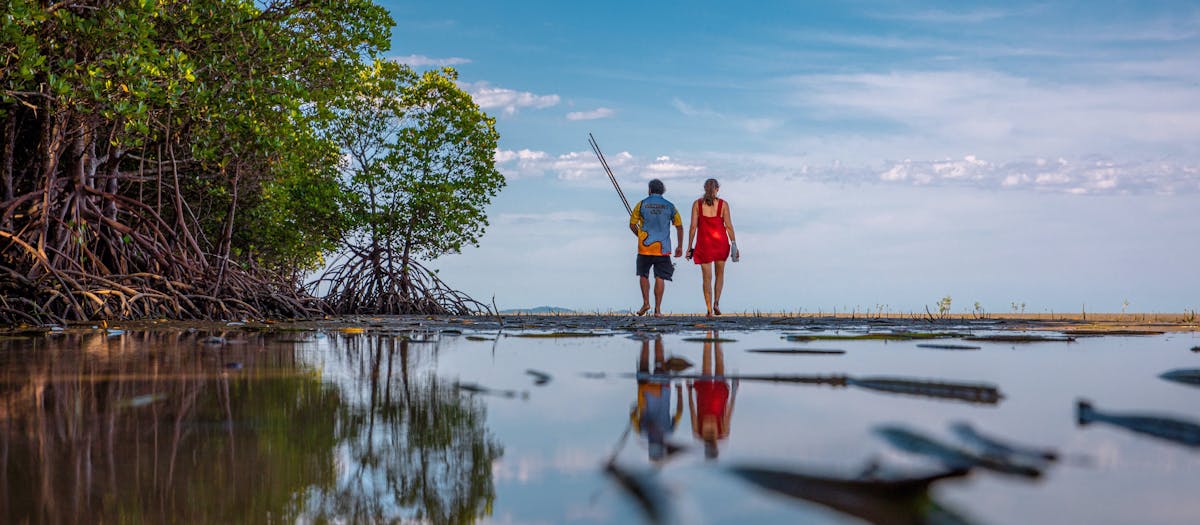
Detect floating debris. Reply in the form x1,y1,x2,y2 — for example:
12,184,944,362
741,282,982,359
746,348,846,355
455,381,527,400
525,369,552,386
105,329,126,337
627,332,661,341
224,362,244,370
581,371,607,379
875,425,1042,478
1159,369,1200,387
339,327,366,334
963,334,1075,343
949,422,1058,465
1192,346,1200,353
1062,329,1164,336
512,331,612,338
915,343,981,350
226,321,245,327
1077,399,1200,448
682,336,737,343
728,465,972,525
663,356,693,372
784,332,966,342
465,335,494,341
440,329,464,335
198,336,226,346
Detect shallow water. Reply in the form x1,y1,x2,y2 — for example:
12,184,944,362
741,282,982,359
2,323,1198,524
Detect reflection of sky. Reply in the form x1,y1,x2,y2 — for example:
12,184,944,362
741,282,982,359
419,330,1200,524
375,0,1200,313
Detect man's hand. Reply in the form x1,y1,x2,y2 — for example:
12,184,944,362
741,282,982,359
674,246,683,258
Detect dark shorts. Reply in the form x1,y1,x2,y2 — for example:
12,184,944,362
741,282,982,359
636,254,674,281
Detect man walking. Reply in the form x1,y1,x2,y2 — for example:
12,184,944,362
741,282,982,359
629,179,683,316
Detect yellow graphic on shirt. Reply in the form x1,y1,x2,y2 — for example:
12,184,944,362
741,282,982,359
630,199,682,255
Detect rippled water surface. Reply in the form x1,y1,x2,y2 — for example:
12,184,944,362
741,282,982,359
2,322,1198,524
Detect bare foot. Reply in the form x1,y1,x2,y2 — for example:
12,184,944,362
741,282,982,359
713,305,722,316
653,311,663,317
636,305,650,316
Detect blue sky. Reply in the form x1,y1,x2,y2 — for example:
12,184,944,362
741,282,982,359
378,1,1199,314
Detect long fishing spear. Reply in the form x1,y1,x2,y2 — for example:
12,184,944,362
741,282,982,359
588,133,632,215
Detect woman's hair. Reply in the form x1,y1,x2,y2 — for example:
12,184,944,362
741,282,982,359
702,178,720,206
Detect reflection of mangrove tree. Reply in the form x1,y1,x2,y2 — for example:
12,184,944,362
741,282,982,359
312,335,502,524
0,331,501,523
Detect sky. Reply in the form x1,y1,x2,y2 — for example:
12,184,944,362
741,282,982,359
377,0,1200,314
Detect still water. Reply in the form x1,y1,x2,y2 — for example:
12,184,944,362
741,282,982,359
1,323,1198,524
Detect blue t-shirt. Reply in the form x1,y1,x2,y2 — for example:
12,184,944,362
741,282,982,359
629,194,681,255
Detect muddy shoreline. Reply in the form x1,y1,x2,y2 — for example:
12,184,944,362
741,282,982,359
12,312,1189,337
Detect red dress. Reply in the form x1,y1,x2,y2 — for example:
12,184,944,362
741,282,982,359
692,198,730,264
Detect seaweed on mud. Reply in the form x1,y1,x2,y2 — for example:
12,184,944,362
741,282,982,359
510,331,613,338
915,344,982,350
1061,329,1164,336
784,332,966,342
963,335,1075,343
746,348,846,355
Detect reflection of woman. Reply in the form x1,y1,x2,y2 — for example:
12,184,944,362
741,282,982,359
687,332,738,459
630,336,683,463
686,178,738,317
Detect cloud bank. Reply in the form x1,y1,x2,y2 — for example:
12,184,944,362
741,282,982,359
463,81,560,115
566,107,615,121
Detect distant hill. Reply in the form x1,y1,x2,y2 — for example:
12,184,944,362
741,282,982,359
498,306,575,314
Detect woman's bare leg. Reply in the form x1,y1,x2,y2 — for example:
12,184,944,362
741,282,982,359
702,340,713,375
700,263,713,316
713,260,726,315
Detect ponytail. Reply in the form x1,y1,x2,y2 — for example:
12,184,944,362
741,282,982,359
703,178,719,206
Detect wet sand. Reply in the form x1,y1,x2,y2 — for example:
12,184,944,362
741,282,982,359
6,312,1195,337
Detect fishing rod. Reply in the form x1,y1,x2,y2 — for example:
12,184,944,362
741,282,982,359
588,133,633,215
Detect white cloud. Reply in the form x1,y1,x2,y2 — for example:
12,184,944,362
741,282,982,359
462,81,559,115
565,107,615,121
872,155,1200,195
391,54,472,67
643,156,706,179
499,143,1200,195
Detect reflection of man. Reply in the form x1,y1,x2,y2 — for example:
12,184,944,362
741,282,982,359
687,331,738,459
631,336,683,462
629,179,684,317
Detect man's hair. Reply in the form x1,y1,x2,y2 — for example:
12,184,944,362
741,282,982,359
648,179,665,195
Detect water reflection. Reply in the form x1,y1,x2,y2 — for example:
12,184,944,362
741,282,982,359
1077,399,1200,449
631,336,684,463
685,331,738,460
0,330,501,523
728,465,972,525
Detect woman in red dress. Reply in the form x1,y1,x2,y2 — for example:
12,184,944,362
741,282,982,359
686,178,738,317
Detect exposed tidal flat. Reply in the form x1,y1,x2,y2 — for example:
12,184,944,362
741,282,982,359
1,314,1198,524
